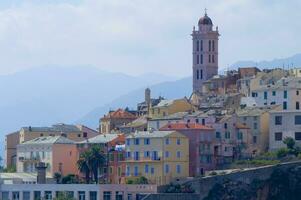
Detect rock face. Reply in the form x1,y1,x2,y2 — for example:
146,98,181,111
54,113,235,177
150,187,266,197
204,166,301,200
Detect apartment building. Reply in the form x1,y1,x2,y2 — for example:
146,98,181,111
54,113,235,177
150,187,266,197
5,124,99,168
125,131,189,185
269,110,301,151
251,77,301,110
160,123,214,176
16,136,78,178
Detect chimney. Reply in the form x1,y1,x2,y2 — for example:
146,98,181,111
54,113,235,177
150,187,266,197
36,162,47,184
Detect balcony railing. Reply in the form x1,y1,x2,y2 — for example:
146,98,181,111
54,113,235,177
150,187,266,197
125,157,162,162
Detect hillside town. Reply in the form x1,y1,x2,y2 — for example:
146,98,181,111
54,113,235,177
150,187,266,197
1,11,301,200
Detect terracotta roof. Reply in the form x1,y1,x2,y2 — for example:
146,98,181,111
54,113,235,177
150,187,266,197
102,109,137,120
160,123,214,131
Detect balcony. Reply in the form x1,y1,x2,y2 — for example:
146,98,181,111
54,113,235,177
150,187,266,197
125,157,162,163
18,156,41,163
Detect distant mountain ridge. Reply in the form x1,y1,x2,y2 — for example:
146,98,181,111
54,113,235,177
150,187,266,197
231,53,301,70
0,66,177,155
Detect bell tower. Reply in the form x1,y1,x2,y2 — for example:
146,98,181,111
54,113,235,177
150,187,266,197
192,10,219,93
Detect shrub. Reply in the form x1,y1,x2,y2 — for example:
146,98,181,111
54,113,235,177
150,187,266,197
276,148,289,159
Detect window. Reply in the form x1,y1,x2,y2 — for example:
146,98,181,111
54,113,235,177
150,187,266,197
253,122,258,130
195,119,199,123
177,151,181,158
126,166,130,176
83,132,87,138
78,191,85,200
264,91,268,100
209,55,211,63
116,192,123,200
216,132,221,139
176,165,181,174
200,54,203,64
297,90,300,95
275,116,282,125
272,91,276,96
165,151,169,158
144,138,150,145
144,151,150,158
253,136,257,144
151,167,155,174
196,55,199,64
196,40,199,51
127,194,133,200
103,192,111,200
284,90,288,99
78,134,81,138
212,55,215,63
126,139,130,146
34,191,41,200
196,70,199,79
224,147,228,152
202,118,205,125
237,132,243,140
275,132,282,141
295,116,301,125
145,164,149,173
201,40,203,51
152,151,158,160
224,123,228,129
165,138,170,145
200,70,203,79
212,40,215,51
295,132,301,140
134,166,139,176
176,139,181,145
296,102,300,110
225,131,231,139
209,40,211,51
12,192,19,200
134,152,139,161
165,164,169,173
45,191,52,200
252,92,258,97
283,101,287,110
23,192,30,200
134,138,140,145
2,192,9,200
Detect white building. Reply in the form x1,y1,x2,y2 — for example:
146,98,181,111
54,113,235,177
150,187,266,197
192,11,219,93
0,183,157,200
269,110,301,151
251,77,301,110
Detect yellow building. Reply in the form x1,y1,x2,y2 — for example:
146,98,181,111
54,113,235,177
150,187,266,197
125,131,189,185
150,98,194,118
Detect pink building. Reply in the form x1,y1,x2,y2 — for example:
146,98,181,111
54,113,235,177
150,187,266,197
160,123,214,176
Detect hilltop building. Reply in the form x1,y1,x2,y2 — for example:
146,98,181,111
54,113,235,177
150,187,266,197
192,11,219,93
99,109,137,134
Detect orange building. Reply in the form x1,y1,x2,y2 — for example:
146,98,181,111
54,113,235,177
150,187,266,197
99,109,137,134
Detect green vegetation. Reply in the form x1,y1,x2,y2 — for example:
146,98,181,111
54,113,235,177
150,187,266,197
126,176,148,184
61,174,79,184
53,192,76,200
165,183,195,193
1,165,16,173
54,172,62,184
77,145,106,184
232,137,301,169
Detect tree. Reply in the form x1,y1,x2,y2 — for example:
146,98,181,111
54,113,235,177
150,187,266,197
77,145,106,184
283,137,296,150
90,145,106,183
54,172,62,184
77,151,92,184
53,192,75,200
0,156,3,171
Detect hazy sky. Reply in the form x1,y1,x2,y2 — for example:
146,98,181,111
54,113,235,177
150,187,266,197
0,0,300,76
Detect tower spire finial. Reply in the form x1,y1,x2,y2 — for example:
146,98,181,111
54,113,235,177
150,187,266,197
205,8,208,15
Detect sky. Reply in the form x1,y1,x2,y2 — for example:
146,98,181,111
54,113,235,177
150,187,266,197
0,0,300,77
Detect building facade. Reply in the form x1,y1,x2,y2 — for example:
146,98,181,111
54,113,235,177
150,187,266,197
125,131,189,185
192,11,219,93
269,110,301,151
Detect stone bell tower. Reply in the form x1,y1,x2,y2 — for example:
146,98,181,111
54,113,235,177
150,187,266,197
192,10,219,93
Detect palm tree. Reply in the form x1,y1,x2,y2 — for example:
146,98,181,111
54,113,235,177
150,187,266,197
90,145,106,183
77,151,92,183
